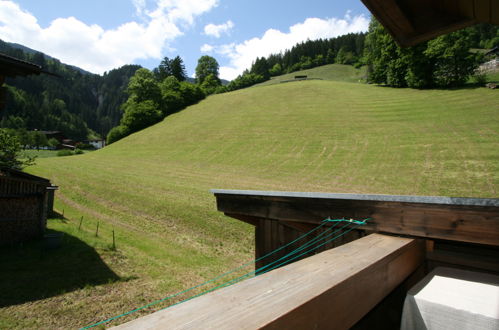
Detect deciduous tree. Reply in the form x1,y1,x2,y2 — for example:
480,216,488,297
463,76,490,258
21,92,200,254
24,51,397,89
195,56,220,85
0,129,35,169
364,18,478,88
127,68,161,104
424,31,478,87
120,100,162,133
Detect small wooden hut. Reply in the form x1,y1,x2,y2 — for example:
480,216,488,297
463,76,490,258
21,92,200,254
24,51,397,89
0,54,58,245
0,168,57,245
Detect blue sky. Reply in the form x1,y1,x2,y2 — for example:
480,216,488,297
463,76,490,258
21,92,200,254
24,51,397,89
0,0,371,80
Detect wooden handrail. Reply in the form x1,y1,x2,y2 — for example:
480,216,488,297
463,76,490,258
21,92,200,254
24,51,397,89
114,234,424,329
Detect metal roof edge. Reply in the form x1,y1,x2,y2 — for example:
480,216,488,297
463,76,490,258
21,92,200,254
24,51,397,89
210,189,499,207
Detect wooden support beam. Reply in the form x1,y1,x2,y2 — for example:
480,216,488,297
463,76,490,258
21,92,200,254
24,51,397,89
114,234,425,330
213,190,499,246
427,249,499,273
224,213,260,226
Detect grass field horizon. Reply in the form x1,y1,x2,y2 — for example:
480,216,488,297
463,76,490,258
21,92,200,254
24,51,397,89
1,74,498,328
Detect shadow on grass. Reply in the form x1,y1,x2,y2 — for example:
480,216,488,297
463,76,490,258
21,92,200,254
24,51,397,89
0,229,120,308
49,210,69,222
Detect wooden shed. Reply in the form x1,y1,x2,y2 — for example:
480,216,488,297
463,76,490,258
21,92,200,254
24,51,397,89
0,168,57,245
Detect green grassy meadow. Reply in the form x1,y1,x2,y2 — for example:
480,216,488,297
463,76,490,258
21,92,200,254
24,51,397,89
1,77,498,329
20,149,94,159
21,149,59,158
255,63,366,86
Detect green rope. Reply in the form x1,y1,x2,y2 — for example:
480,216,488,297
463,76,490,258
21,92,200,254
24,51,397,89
152,218,368,314
157,221,350,310
324,217,368,226
156,218,368,313
258,218,369,275
81,218,368,329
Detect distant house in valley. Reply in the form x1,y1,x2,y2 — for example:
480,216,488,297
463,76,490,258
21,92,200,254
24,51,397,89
85,139,106,149
60,139,76,150
40,130,67,144
30,130,77,150
485,46,499,58
0,168,58,245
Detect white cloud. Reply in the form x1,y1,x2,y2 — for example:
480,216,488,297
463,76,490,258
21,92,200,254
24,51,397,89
132,0,146,16
204,20,234,38
0,0,218,74
200,44,214,53
151,0,218,25
217,14,369,80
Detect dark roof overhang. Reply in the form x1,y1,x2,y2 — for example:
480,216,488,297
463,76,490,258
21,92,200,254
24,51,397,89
0,53,59,78
361,0,499,47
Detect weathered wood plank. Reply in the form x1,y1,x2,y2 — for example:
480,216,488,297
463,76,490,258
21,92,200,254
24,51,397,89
114,234,424,330
224,213,260,226
213,191,499,246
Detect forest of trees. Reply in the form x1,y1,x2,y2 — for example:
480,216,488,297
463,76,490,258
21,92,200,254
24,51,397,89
0,39,140,140
107,54,231,144
107,57,207,144
364,21,498,88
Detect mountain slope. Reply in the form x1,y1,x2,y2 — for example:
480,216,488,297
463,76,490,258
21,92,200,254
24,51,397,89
0,39,140,138
5,80,498,328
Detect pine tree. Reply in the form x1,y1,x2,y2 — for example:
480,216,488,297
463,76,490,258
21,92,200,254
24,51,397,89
251,57,270,80
155,57,172,81
170,56,187,82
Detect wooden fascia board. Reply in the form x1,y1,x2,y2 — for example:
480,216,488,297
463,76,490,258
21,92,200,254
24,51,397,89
114,234,424,330
0,54,41,77
213,191,499,246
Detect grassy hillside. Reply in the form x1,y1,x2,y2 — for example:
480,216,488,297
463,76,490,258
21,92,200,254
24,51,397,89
1,80,498,329
255,64,366,86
